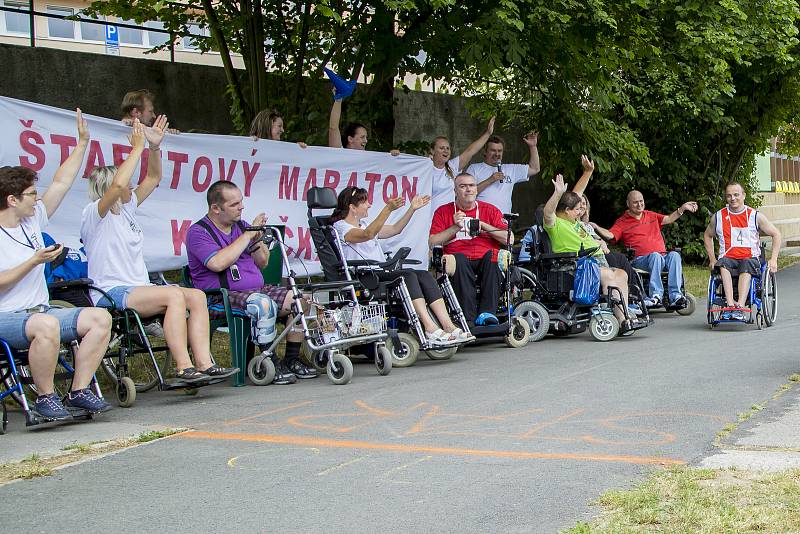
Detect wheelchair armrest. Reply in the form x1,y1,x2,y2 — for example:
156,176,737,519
47,277,95,290
539,252,578,261
347,259,381,267
399,259,422,266
297,280,363,292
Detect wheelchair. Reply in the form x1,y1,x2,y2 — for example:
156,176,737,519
0,328,105,433
243,220,392,385
306,186,480,368
706,247,777,329
516,222,651,341
47,279,228,407
626,247,697,316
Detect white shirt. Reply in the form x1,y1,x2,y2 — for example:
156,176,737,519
0,201,49,311
466,161,529,215
431,157,462,211
81,197,150,304
333,220,385,263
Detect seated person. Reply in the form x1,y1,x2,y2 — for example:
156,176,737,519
429,172,511,326
703,181,781,320
185,181,318,384
593,190,697,307
332,187,468,344
543,174,632,329
81,117,237,384
0,109,112,418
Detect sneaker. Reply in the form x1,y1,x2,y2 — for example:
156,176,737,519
175,367,211,383
643,295,662,308
272,361,297,385
731,309,746,321
627,303,643,316
286,358,318,379
720,310,733,320
143,321,165,339
670,295,687,308
64,388,112,414
199,364,239,379
33,393,71,420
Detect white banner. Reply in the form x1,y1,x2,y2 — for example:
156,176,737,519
0,96,434,275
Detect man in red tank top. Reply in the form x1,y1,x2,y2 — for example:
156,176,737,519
703,182,781,319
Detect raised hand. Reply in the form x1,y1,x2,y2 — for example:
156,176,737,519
410,195,431,210
581,154,594,172
552,174,567,194
128,118,146,151
76,108,89,143
682,201,699,213
486,116,496,135
144,114,169,149
523,131,539,147
386,197,405,211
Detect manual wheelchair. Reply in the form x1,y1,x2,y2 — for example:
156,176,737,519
707,247,777,329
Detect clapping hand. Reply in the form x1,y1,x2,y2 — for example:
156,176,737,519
386,197,405,211
410,195,430,210
144,115,169,149
552,174,568,194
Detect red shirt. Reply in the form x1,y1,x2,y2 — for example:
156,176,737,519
430,201,507,261
608,210,667,256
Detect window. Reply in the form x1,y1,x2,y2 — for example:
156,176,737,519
79,13,105,42
46,5,74,39
182,23,208,50
146,20,170,47
119,19,143,45
0,1,29,35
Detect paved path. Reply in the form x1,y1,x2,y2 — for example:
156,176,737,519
2,266,799,533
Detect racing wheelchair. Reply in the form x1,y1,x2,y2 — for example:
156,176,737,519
306,186,479,368
516,220,650,341
707,246,777,329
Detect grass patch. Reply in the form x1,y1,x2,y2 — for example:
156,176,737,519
0,428,185,485
565,467,800,533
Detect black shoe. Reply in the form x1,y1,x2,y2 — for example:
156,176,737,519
670,295,687,308
64,388,112,414
199,364,239,379
272,362,297,385
175,367,211,384
287,358,319,379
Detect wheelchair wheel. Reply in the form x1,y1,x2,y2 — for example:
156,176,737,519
505,317,531,348
100,323,171,393
762,271,777,326
589,313,619,341
387,333,419,367
425,346,457,360
375,345,393,375
1,400,6,434
327,352,353,385
676,293,696,316
513,301,549,342
117,376,136,408
247,352,276,386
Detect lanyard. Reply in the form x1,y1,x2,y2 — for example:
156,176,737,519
0,224,35,249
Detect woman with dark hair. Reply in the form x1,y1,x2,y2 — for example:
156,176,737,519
430,117,496,211
330,187,470,344
249,109,307,148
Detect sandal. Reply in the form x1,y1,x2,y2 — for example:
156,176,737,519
450,328,475,342
175,367,211,383
426,328,457,346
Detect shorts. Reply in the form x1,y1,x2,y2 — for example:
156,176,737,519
716,257,761,277
209,285,290,318
0,306,83,349
95,285,136,310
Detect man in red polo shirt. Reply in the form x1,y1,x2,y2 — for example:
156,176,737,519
429,172,513,325
595,190,697,307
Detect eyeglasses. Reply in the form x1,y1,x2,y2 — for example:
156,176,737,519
18,190,38,199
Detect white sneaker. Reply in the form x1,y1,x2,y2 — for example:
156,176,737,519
643,295,662,308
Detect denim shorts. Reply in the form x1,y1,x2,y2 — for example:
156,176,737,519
95,285,135,310
0,306,83,349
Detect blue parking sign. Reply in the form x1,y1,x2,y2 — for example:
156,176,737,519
105,25,119,55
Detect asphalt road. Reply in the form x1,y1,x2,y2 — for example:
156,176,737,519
2,266,799,533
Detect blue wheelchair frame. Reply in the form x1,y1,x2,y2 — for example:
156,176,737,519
706,251,777,329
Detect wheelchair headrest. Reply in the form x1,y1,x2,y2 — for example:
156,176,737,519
307,187,338,210
534,205,545,227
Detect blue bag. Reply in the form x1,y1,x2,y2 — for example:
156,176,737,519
43,233,88,284
573,254,600,305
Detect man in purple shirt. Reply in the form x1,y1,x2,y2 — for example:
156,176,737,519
186,181,317,384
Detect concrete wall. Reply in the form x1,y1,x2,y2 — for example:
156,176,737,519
0,43,546,224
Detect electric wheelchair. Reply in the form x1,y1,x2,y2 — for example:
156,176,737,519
707,245,777,329
306,186,483,368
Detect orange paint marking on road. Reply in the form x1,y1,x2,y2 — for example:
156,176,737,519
520,408,586,438
177,430,686,466
221,401,314,426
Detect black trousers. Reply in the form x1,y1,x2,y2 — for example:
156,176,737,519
376,269,442,303
605,252,636,291
452,251,502,323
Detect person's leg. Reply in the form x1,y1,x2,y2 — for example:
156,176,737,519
178,287,214,371
279,291,316,380
719,267,736,306
600,267,628,323
664,251,684,304
22,313,61,395
125,286,194,372
68,308,112,390
451,253,478,323
736,273,752,308
632,253,664,301
476,250,502,316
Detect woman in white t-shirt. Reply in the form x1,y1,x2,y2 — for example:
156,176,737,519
80,117,236,383
330,186,470,345
430,117,496,211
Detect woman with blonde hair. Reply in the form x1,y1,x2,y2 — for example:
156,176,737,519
249,109,307,148
80,117,237,383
